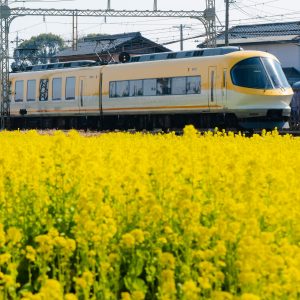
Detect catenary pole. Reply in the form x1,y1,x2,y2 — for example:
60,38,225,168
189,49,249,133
0,5,216,129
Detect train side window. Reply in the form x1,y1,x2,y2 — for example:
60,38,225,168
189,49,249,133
27,80,36,101
129,80,143,96
39,79,49,101
143,79,157,96
66,77,76,100
171,77,186,95
15,80,24,102
109,81,116,98
187,76,201,94
116,81,129,97
52,78,62,100
157,78,171,95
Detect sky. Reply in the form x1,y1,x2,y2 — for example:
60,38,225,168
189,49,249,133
6,0,300,54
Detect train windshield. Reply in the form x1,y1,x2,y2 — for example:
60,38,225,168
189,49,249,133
231,57,290,89
261,57,290,89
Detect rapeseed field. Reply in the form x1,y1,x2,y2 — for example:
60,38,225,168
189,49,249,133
0,126,299,300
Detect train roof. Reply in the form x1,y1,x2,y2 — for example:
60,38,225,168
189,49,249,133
11,46,243,74
11,60,97,73
129,46,243,63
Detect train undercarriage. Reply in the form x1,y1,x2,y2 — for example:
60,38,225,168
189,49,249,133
9,110,289,131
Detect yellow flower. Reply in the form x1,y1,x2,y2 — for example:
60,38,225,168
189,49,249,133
241,293,260,300
181,280,200,300
121,292,131,300
131,291,145,300
0,224,6,247
160,252,175,270
6,227,22,245
0,253,11,265
211,291,233,300
65,293,78,300
130,229,144,244
39,279,63,300
25,245,36,262
121,233,135,249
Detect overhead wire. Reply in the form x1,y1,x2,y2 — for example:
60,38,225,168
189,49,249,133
9,0,300,51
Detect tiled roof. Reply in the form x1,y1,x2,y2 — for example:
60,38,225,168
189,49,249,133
56,32,169,57
216,21,300,42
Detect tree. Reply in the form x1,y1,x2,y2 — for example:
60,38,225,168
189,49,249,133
12,33,65,69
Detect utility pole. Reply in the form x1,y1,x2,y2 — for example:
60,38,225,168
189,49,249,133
0,1,13,130
225,0,229,46
173,24,191,51
72,11,78,51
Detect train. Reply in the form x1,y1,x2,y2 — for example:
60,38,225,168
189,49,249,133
8,46,293,130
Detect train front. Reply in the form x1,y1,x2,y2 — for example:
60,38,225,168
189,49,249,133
226,51,293,129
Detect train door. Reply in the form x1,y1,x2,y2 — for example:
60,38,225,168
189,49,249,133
99,71,103,124
222,68,227,106
208,66,217,107
79,76,86,114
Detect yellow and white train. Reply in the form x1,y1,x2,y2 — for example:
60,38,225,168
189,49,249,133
9,46,293,130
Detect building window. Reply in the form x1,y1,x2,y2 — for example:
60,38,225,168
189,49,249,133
171,77,186,95
129,80,143,96
52,78,62,100
187,76,201,94
143,79,157,96
66,77,76,100
157,78,171,95
116,81,129,97
39,79,48,101
15,80,24,102
27,80,36,101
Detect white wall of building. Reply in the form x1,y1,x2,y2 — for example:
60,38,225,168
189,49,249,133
241,43,300,71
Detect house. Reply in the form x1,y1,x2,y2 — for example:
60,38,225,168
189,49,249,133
56,32,170,63
198,21,300,85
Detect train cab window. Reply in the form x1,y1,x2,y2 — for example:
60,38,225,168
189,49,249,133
66,77,76,100
129,80,143,96
27,80,36,101
116,81,129,97
39,79,49,101
143,79,157,96
52,78,62,100
231,57,272,89
15,80,24,102
157,78,171,95
171,77,186,95
187,76,201,94
261,57,290,89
